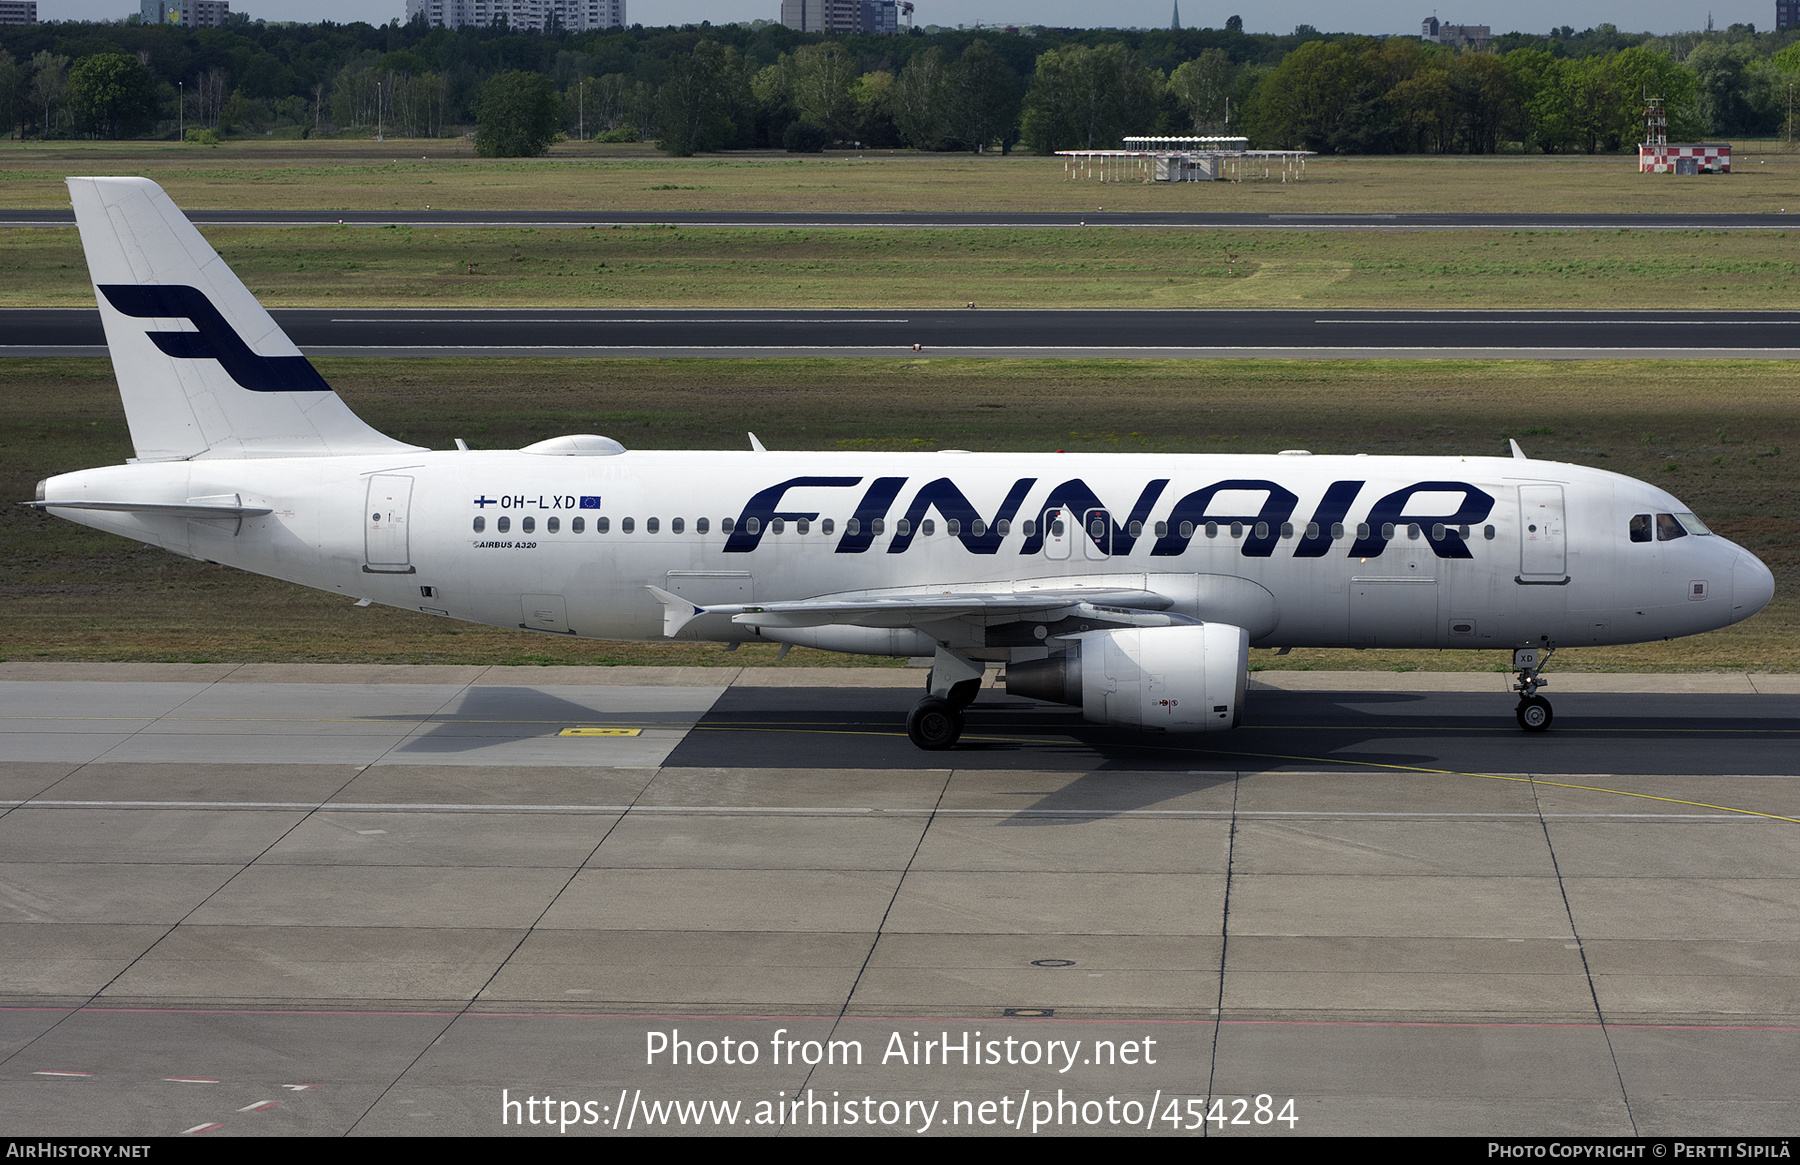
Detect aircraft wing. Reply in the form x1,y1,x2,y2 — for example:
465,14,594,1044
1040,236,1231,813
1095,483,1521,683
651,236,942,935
647,582,1180,637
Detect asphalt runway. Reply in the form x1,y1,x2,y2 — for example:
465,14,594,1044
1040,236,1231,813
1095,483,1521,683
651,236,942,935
2,208,1794,231
2,663,1797,1137
10,307,1800,360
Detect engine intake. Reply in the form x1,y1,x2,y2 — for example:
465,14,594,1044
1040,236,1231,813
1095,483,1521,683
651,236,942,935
1006,624,1249,731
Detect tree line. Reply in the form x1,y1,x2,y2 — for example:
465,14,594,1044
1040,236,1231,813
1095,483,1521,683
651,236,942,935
1,16,1796,154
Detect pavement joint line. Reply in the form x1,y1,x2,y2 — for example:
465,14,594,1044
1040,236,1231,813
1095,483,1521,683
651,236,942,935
0,798,1770,819
9,1003,1798,1030
1528,774,1639,1133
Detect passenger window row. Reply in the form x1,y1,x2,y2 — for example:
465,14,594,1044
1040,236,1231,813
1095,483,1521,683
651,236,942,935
470,514,1501,543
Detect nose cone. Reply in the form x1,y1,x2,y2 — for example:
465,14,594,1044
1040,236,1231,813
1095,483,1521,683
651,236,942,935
1732,551,1776,623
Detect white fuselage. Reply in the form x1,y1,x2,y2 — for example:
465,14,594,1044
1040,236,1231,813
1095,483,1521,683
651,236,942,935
41,448,1774,659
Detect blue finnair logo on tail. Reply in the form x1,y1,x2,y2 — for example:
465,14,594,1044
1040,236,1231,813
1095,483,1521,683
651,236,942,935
97,284,332,394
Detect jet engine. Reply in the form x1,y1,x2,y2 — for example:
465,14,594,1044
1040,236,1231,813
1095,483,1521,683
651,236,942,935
1005,623,1250,730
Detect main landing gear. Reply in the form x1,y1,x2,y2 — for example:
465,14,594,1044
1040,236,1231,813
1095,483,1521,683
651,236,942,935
905,651,984,750
1512,645,1554,732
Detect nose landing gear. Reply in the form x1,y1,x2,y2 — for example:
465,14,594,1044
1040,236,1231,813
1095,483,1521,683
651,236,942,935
1512,645,1554,732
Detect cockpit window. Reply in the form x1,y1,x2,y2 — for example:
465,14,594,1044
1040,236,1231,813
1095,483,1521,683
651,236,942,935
1655,513,1687,541
1674,511,1712,535
1629,514,1652,543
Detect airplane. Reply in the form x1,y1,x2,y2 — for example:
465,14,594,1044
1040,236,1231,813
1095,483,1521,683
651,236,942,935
31,177,1777,750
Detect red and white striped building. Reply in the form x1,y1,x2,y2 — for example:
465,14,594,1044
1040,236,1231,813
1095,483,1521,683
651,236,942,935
1639,143,1731,174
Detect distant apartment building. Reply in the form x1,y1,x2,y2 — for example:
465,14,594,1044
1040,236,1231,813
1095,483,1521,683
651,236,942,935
1779,0,1797,30
0,1,35,25
404,0,625,32
1421,15,1491,50
780,0,898,34
140,0,229,25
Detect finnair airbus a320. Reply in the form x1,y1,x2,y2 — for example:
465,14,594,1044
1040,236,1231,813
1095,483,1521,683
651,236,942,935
33,177,1776,749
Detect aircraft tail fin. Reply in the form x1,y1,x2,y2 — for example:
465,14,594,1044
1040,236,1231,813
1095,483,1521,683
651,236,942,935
67,176,422,462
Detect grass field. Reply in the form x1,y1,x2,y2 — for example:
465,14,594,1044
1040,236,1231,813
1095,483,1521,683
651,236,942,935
4,141,1800,215
6,223,1800,311
5,356,1796,671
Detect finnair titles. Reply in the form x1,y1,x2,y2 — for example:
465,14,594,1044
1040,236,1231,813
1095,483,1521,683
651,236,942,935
33,178,1776,749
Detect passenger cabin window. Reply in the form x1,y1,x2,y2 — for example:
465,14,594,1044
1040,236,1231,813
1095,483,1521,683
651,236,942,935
796,518,809,535
696,517,710,534
1630,514,1652,543
722,517,735,534
597,516,610,533
1021,519,1034,538
646,517,659,534
547,517,559,534
922,519,935,536
1155,521,1168,538
672,517,684,534
621,517,635,534
473,516,485,533
846,518,861,536
1656,513,1687,541
522,516,535,534
897,519,913,536
572,516,584,533
821,518,834,535
745,517,760,535
1331,523,1344,540
873,518,886,535
997,519,1010,536
498,516,511,533
770,519,784,535
970,520,985,537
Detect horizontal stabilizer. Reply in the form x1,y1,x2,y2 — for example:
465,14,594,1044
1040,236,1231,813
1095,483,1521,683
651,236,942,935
29,496,272,517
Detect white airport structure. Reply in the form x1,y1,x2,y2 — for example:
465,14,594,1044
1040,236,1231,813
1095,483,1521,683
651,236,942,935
405,0,625,31
1061,142,1311,183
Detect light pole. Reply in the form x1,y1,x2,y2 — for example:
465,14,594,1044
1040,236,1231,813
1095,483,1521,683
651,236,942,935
376,80,383,142
579,79,584,142
178,80,183,140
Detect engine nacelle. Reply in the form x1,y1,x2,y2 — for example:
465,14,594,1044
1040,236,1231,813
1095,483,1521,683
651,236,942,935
1006,624,1249,731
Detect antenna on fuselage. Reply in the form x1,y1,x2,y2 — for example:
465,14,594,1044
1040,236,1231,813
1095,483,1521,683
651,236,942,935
1509,439,1528,460
748,432,767,453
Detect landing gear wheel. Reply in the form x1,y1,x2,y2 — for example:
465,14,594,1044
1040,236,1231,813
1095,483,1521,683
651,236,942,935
945,678,982,710
1516,695,1553,733
906,697,964,750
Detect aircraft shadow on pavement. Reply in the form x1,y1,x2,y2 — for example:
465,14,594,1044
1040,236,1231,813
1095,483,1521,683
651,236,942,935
663,686,1800,786
369,685,706,757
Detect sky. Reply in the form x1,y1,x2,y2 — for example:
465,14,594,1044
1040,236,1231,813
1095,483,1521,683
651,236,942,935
32,0,1777,38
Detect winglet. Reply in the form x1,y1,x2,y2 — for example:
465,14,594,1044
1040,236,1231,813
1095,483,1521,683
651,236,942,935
748,432,767,453
646,585,705,637
1509,439,1528,461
